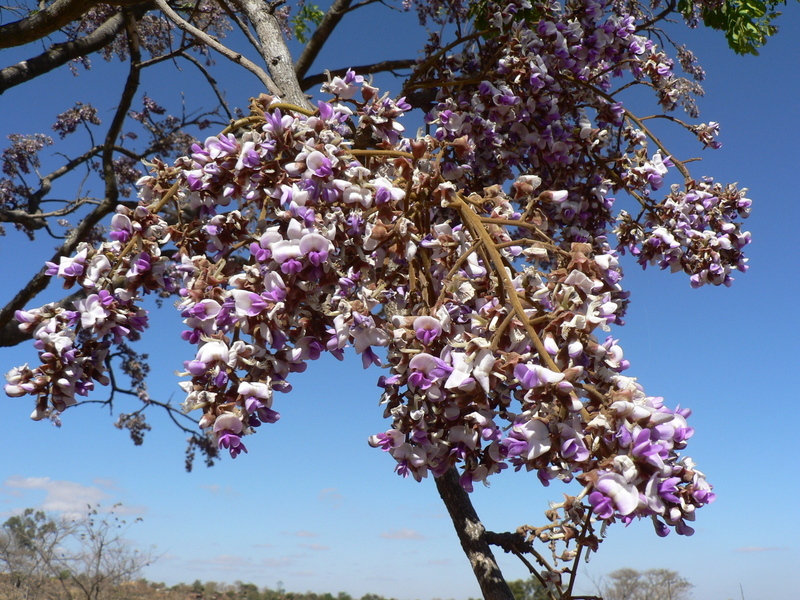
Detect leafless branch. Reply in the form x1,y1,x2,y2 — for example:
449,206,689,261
0,0,99,48
0,10,129,94
179,51,232,119
0,197,96,229
153,0,281,95
294,0,352,80
300,58,416,91
216,0,263,58
101,10,142,206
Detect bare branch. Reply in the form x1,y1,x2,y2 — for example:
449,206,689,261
0,11,128,95
101,11,142,206
294,0,352,81
179,51,232,119
300,58,416,91
216,0,264,59
0,197,96,230
0,0,99,49
153,0,282,96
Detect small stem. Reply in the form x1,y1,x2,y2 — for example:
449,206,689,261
449,192,559,373
346,148,415,159
564,508,594,599
154,0,281,95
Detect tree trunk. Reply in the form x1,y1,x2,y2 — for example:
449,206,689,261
435,467,514,600
230,0,313,110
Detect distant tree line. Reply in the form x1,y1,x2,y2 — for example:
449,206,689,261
169,580,402,600
0,505,152,600
0,505,690,600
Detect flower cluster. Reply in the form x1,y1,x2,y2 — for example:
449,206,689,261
616,178,751,286
5,203,174,416
5,1,742,564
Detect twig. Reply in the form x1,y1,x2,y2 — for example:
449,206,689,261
294,0,352,80
564,508,594,599
154,0,282,95
300,59,417,92
179,51,233,120
448,191,560,373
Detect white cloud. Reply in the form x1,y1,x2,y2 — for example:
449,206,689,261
735,546,787,553
199,484,238,498
298,543,330,551
3,476,111,513
262,556,296,568
287,530,319,538
379,528,424,540
318,487,343,507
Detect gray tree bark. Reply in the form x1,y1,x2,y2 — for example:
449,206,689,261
230,0,313,109
435,467,515,600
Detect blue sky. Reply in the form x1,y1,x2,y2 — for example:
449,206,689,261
1,3,799,599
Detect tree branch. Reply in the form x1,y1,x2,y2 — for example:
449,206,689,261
153,0,281,96
435,467,514,600
102,10,142,206
228,0,312,108
0,0,99,49
179,51,232,120
0,197,96,231
0,10,128,95
0,12,145,337
216,0,264,60
294,0,352,81
300,58,416,91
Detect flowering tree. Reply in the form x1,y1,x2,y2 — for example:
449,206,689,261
1,0,777,598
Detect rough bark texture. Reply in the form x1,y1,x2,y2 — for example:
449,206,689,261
0,0,98,48
229,0,313,109
435,468,514,600
0,11,127,94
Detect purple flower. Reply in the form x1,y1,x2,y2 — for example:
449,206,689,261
110,213,133,243
299,232,331,266
214,413,247,458
231,290,268,317
368,429,403,451
657,477,681,503
185,339,229,376
560,425,589,462
262,108,293,136
590,472,640,518
236,141,261,170
205,134,238,159
47,248,88,279
501,416,551,461
631,428,668,470
408,353,451,390
514,363,564,389
652,518,670,537
307,151,333,178
413,315,442,345
350,313,390,354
